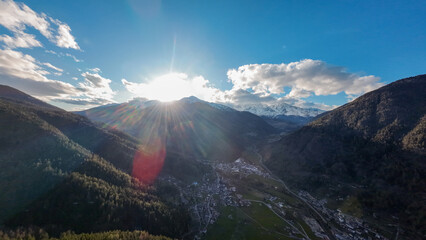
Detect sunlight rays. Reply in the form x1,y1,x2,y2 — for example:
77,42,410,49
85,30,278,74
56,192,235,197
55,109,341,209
86,100,235,184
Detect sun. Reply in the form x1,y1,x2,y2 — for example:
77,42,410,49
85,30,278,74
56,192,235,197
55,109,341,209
126,72,218,102
137,73,193,102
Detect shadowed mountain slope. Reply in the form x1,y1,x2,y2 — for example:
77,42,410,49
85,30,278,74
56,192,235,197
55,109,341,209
264,74,426,238
0,85,189,238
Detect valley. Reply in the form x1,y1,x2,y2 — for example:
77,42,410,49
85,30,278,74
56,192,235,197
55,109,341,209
0,0,425,239
0,74,425,240
181,143,391,240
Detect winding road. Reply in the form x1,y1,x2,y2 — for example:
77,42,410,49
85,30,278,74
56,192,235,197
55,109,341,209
252,147,337,240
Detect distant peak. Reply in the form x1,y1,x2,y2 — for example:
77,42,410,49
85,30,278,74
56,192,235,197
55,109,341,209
182,96,201,100
129,97,149,103
179,96,204,103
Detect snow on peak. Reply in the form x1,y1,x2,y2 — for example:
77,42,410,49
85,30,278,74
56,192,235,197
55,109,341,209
231,102,324,118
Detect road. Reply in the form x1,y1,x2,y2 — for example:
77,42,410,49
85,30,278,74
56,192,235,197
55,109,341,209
252,147,337,240
237,206,302,240
246,199,310,239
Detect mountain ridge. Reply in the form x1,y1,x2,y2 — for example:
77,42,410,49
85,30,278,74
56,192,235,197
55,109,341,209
0,85,189,238
264,74,426,238
76,95,277,165
231,101,324,118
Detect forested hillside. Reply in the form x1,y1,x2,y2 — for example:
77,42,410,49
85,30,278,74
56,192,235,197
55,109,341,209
0,86,189,238
264,75,426,238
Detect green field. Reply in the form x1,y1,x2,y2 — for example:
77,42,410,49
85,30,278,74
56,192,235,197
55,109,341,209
206,148,325,240
204,205,298,240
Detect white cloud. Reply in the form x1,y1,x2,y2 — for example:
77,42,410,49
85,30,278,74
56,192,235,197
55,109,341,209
54,71,115,106
212,88,335,111
0,0,80,50
89,67,101,73
0,0,52,39
50,17,80,50
0,1,106,108
212,88,276,105
120,72,335,111
0,48,114,106
42,62,63,72
287,87,312,98
0,32,42,48
55,97,113,106
79,72,115,101
219,59,384,110
45,49,82,62
227,59,383,98
0,48,77,99
65,53,81,62
276,97,337,111
122,59,383,110
45,49,57,55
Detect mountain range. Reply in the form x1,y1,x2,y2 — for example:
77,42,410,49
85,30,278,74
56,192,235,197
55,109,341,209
0,74,425,239
76,96,276,167
231,102,324,118
230,102,325,132
78,96,326,133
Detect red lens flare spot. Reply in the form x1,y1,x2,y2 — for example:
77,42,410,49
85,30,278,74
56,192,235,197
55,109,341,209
132,138,166,184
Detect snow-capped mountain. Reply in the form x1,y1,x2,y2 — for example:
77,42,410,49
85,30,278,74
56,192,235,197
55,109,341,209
81,96,323,128
177,97,325,130
179,97,324,118
230,102,324,118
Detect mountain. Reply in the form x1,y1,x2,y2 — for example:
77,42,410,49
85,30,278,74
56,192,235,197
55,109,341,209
0,85,189,238
5,78,424,239
263,74,426,238
180,96,236,111
233,102,324,118
76,96,282,238
231,102,325,131
77,96,276,169
0,84,59,110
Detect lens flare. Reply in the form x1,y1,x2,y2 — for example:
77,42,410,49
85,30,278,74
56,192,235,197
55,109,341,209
84,100,232,184
132,137,166,184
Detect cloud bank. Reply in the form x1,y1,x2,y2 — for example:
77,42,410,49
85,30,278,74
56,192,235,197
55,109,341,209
0,49,77,98
122,59,383,110
0,49,115,105
0,1,114,108
227,59,383,98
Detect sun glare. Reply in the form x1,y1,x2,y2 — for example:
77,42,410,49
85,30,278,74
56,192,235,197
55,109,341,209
139,73,193,102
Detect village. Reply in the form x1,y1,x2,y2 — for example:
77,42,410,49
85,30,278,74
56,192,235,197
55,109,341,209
162,154,391,240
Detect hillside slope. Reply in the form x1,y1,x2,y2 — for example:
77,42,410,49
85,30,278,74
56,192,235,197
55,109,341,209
264,74,426,238
0,86,189,238
78,97,277,182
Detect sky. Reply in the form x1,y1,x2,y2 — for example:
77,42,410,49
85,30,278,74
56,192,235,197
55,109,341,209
0,0,424,110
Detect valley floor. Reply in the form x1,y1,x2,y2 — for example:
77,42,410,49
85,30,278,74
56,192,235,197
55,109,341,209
165,136,397,240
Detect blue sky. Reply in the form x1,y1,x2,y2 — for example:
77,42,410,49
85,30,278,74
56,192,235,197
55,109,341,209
0,0,424,110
